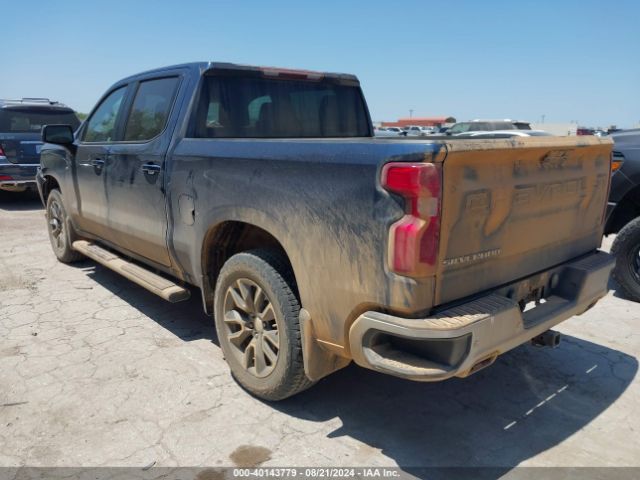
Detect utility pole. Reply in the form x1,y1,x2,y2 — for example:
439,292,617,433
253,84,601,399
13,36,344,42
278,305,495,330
409,109,414,119
541,114,545,124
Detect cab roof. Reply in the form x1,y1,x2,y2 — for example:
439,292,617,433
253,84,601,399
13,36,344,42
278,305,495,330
116,62,360,86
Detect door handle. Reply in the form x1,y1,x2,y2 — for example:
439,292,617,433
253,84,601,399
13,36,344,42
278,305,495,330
141,163,161,175
79,157,104,167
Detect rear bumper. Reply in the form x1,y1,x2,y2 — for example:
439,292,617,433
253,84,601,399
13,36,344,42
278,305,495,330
349,250,614,381
0,164,38,190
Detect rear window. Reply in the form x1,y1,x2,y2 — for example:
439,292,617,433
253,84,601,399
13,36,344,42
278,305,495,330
193,74,370,138
0,108,80,133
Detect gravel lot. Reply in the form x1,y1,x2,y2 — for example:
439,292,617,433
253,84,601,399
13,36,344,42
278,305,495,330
1,191,639,475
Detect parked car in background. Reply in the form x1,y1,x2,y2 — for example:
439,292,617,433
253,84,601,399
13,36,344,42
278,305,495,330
604,129,640,301
383,126,406,136
454,130,552,138
374,127,401,137
577,127,595,136
447,119,531,136
0,98,80,193
406,125,436,137
38,62,614,401
471,119,531,130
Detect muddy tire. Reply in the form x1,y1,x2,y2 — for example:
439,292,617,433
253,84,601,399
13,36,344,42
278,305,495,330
213,249,313,401
611,216,640,302
46,189,83,263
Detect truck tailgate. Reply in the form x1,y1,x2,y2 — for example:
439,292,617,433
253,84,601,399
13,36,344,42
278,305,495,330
435,136,612,306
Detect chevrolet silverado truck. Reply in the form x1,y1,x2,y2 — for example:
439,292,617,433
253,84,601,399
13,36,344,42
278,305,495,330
37,62,615,400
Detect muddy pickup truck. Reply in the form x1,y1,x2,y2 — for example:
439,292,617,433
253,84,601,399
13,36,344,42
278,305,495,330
37,62,614,400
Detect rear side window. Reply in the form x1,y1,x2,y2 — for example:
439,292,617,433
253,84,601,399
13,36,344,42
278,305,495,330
0,108,80,133
491,122,516,130
124,77,180,141
83,86,127,142
193,74,370,138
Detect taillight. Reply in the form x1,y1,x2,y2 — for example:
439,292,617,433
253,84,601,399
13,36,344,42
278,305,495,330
0,175,13,181
0,144,6,159
612,151,624,172
381,162,442,277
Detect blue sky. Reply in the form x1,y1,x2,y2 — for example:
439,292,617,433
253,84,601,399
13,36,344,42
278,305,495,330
2,0,639,127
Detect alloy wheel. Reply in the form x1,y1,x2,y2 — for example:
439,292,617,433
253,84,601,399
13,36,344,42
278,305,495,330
222,278,280,378
48,200,65,251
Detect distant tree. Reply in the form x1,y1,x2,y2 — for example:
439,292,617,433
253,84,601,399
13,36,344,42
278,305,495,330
76,112,88,121
445,116,456,123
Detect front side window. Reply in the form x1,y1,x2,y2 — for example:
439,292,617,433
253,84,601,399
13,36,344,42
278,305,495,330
124,77,179,141
83,86,127,142
448,123,472,134
193,74,370,138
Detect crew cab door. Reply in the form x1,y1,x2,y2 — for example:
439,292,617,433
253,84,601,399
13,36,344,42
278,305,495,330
102,75,182,267
73,85,129,240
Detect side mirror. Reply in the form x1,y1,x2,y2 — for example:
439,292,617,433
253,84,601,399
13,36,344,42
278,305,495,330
42,124,75,145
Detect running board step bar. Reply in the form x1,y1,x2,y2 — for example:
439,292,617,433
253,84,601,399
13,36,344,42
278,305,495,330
72,240,190,303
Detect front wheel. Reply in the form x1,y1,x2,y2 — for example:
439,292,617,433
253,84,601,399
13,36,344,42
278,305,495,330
213,250,313,401
46,189,83,263
611,216,640,302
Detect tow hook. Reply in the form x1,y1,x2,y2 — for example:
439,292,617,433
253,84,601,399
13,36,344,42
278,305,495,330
531,330,561,348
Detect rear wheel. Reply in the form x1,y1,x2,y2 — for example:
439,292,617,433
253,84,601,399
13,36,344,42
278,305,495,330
611,216,640,302
46,189,83,263
213,249,313,400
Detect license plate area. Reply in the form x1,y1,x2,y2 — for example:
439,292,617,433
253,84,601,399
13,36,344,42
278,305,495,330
518,286,546,312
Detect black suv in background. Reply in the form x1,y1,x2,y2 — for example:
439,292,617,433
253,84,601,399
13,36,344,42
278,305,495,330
0,98,80,193
604,129,640,300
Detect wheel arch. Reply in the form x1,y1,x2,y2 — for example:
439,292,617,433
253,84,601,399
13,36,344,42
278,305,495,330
200,220,297,313
198,219,348,382
606,184,640,235
41,174,61,203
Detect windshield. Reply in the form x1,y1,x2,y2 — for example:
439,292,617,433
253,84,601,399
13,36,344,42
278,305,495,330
0,108,80,133
194,74,371,138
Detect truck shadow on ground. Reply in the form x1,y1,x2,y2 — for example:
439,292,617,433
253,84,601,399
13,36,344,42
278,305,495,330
0,190,43,211
84,263,217,343
280,336,637,479
83,264,637,479
274,336,638,478
608,275,640,303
